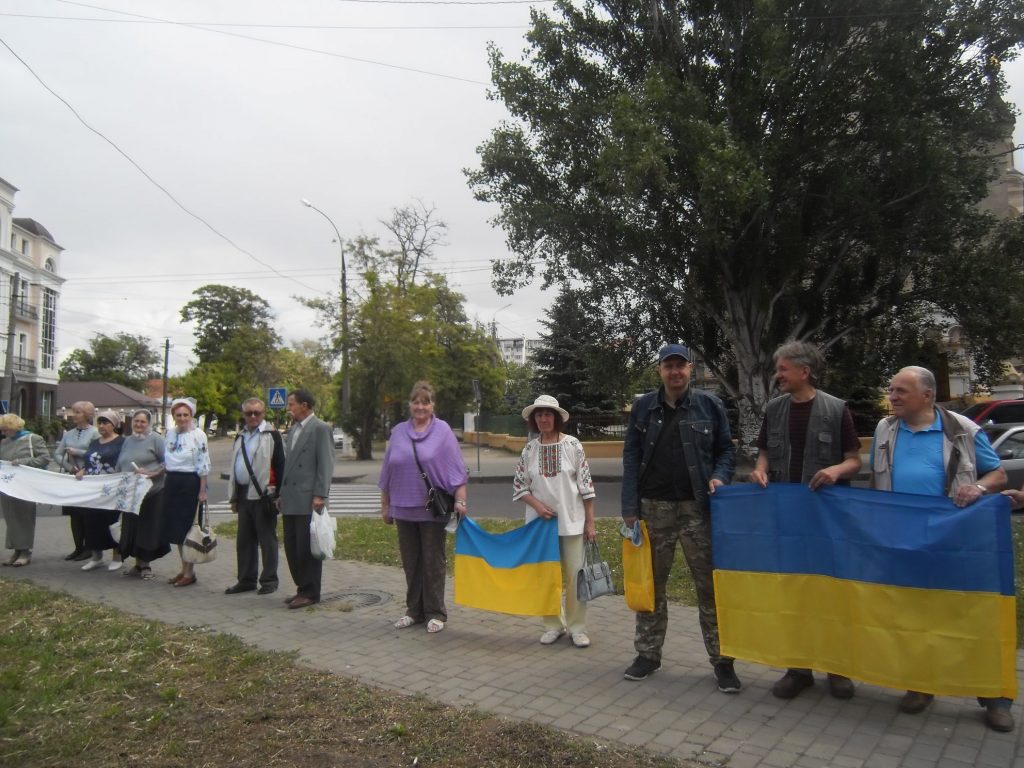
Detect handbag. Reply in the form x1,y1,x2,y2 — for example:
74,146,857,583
622,520,655,612
182,501,218,564
410,438,454,521
576,540,614,602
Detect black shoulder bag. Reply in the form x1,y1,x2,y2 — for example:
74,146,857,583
238,433,269,502
410,438,454,521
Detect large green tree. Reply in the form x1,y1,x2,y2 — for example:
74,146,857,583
59,333,159,390
180,285,280,364
469,0,1024,452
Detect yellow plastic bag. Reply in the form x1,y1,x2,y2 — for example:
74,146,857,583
623,520,654,612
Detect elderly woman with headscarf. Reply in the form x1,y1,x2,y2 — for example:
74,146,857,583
75,409,126,571
0,413,51,567
53,400,99,561
513,395,597,648
116,409,168,579
162,397,210,587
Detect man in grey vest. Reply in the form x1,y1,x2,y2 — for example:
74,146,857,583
749,341,862,700
870,366,1011,732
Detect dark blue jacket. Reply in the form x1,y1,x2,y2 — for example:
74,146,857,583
621,386,736,518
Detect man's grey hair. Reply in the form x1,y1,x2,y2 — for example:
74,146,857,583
899,366,936,396
242,397,265,409
773,341,825,386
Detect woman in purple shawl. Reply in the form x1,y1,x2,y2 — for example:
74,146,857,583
379,380,468,633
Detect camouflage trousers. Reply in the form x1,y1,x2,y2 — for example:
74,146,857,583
634,498,730,666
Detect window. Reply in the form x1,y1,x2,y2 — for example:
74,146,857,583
17,333,25,360
44,258,56,273
41,391,53,418
19,238,27,255
41,288,56,369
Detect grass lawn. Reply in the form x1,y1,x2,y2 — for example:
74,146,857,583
0,579,687,768
218,515,1024,647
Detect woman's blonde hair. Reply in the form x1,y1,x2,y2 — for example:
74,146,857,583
71,401,96,422
408,380,436,404
0,414,26,431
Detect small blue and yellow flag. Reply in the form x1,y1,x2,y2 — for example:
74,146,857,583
454,517,562,616
711,484,1017,699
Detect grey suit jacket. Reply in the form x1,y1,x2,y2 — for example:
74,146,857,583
279,415,334,516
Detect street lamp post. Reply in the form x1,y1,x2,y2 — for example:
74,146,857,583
301,199,350,418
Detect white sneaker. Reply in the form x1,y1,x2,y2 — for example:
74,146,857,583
81,558,106,571
571,632,591,648
539,629,565,645
107,560,123,572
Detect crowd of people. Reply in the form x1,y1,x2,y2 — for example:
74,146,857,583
0,348,1020,734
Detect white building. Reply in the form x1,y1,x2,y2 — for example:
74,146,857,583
0,177,64,419
496,337,542,365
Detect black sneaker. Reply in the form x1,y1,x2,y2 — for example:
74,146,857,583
772,669,814,699
623,655,661,681
714,661,741,693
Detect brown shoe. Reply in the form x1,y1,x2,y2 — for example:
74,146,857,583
827,674,855,699
985,704,1014,732
283,594,298,604
288,595,317,609
898,691,934,714
772,669,814,699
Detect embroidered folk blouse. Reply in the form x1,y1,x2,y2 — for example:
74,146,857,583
512,435,595,537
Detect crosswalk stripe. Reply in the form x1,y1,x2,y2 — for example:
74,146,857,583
207,484,381,517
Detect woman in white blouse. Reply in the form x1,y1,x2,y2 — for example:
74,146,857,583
161,397,210,587
512,395,596,648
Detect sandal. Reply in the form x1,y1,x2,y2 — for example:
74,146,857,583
140,567,155,581
172,574,197,588
394,615,418,629
12,553,31,568
426,619,445,634
167,572,184,584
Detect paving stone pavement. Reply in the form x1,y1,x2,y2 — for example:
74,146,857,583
5,516,1023,767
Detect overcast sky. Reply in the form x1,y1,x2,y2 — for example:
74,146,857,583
2,0,1022,376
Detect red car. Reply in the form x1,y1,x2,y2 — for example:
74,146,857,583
960,399,1024,425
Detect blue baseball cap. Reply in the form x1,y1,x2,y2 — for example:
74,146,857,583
658,343,692,363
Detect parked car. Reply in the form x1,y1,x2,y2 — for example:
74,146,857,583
332,428,345,450
962,399,1024,425
983,423,1024,493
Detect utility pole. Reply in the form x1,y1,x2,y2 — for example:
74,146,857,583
3,272,20,412
301,199,350,416
161,338,170,431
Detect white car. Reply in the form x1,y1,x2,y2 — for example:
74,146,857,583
983,423,1024,494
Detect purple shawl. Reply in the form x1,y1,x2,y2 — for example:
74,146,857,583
378,417,468,522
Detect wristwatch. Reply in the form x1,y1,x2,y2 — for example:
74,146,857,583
975,483,987,494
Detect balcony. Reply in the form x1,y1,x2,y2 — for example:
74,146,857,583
14,302,38,321
13,356,36,374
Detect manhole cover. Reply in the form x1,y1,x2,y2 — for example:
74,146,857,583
320,589,392,608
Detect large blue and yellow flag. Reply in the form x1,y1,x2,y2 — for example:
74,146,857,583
454,517,562,616
711,484,1017,699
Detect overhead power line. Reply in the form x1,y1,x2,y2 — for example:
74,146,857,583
55,0,490,85
0,12,529,30
0,35,329,297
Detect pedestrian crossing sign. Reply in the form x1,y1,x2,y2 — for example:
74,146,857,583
268,387,287,409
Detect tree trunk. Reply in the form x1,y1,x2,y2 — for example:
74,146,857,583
721,291,773,464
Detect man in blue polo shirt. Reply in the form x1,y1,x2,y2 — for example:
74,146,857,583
870,365,1010,731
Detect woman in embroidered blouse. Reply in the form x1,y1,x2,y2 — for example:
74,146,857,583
513,395,596,648
0,413,51,567
116,409,168,579
162,397,210,587
76,410,126,571
379,380,468,634
54,400,99,561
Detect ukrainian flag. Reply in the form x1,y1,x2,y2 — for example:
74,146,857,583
712,484,1017,699
454,517,562,616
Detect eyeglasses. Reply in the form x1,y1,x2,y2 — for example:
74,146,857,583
244,411,264,417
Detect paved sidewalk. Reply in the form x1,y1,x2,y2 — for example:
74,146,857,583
5,517,1022,767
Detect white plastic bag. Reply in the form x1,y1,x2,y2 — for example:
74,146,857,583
309,508,336,561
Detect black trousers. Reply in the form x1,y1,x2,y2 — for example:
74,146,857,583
235,484,279,588
283,513,321,600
